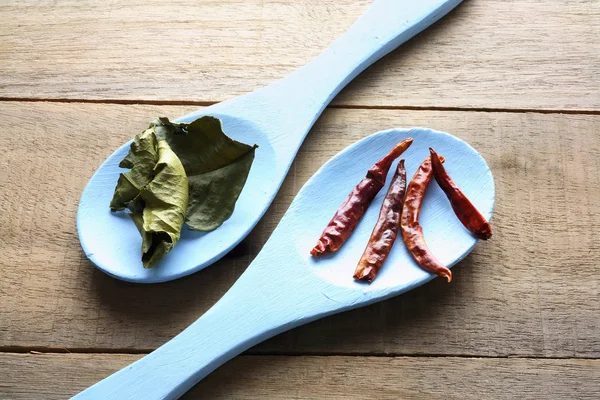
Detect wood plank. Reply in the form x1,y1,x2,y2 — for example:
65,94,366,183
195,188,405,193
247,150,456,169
1,353,599,399
0,0,598,110
1,103,599,358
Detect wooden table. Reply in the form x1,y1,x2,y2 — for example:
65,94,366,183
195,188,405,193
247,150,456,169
1,1,599,398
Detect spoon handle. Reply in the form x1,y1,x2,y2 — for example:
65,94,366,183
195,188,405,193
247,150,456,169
277,0,462,104
230,0,463,159
72,248,341,399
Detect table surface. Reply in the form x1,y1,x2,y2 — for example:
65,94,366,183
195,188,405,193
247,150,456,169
1,1,599,398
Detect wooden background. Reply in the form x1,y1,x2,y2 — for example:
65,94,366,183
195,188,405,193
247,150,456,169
1,1,599,398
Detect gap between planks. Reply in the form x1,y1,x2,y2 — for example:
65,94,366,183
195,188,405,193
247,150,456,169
1,347,599,361
0,97,598,115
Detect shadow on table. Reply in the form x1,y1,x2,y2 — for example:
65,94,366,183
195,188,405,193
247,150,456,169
84,240,254,348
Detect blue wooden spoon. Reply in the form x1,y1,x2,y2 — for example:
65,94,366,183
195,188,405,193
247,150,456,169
77,0,464,283
74,127,495,399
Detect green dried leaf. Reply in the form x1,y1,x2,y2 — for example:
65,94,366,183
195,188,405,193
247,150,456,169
109,129,158,211
186,150,255,230
110,130,188,268
110,115,255,268
135,140,188,268
155,116,257,231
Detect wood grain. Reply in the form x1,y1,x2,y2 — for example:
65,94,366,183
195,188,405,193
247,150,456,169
1,353,599,399
0,0,598,110
1,102,598,358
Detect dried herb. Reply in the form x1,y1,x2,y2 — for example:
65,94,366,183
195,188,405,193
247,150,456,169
110,116,257,268
153,116,257,231
110,128,158,211
110,129,188,268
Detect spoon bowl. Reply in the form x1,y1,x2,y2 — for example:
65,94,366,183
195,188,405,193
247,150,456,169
77,113,279,282
301,128,494,290
74,128,494,399
76,0,465,282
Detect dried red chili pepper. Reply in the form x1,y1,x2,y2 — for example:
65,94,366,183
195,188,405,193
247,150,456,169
354,159,407,282
401,155,452,282
311,138,413,257
429,148,492,240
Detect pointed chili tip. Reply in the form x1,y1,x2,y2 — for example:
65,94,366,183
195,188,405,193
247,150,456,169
442,269,453,283
391,138,413,154
478,225,493,240
429,148,444,163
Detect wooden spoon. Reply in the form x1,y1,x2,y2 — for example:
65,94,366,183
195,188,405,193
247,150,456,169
77,0,464,283
74,127,495,399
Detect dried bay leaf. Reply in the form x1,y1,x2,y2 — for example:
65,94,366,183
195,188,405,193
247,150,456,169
186,150,256,231
134,140,188,268
154,116,257,231
110,130,188,268
109,129,158,211
110,115,256,268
